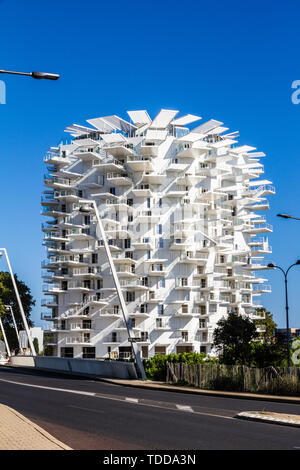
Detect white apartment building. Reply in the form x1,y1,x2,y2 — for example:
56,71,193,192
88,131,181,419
41,109,274,360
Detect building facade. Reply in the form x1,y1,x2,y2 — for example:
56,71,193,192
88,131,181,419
41,109,274,359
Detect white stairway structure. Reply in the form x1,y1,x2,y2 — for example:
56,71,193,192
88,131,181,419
41,109,274,359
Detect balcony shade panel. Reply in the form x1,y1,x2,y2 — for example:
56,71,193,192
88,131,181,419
127,110,152,127
231,145,257,154
64,124,98,137
191,119,224,134
100,133,127,145
171,114,202,126
145,129,168,141
177,133,205,142
150,109,179,129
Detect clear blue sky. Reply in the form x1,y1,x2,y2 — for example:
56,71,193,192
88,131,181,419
0,0,299,329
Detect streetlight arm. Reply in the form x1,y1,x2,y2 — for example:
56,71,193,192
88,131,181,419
0,69,60,80
286,262,300,276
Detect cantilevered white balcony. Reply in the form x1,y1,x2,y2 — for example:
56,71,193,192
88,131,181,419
115,265,136,278
252,284,271,294
131,238,153,250
179,252,209,264
126,156,154,172
93,158,125,173
135,210,160,223
132,184,153,197
44,153,72,166
66,336,92,345
106,172,132,185
120,279,148,291
243,222,273,234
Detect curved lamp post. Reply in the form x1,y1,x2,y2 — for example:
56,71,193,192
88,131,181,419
267,260,300,370
0,249,36,356
78,200,146,380
5,305,23,354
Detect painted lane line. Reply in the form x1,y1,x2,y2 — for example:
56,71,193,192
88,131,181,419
125,397,139,403
176,405,194,413
0,378,96,396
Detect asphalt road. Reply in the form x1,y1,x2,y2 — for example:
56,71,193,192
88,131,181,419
0,367,299,450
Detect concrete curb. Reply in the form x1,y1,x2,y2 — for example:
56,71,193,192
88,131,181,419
99,378,300,404
236,411,300,428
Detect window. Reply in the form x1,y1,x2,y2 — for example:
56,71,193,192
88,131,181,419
83,333,90,343
158,238,164,248
62,281,68,291
126,291,135,302
146,198,151,208
61,347,73,358
82,347,95,359
160,277,165,288
82,320,92,330
112,332,117,342
140,304,147,313
92,253,98,264
158,304,164,315
146,250,151,260
109,187,115,195
124,239,131,249
158,198,162,208
157,224,162,235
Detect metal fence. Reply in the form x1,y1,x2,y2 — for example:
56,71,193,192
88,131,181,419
166,362,300,395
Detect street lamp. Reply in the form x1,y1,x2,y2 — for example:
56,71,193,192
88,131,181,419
78,200,147,380
5,305,23,354
267,260,300,370
277,213,300,221
0,249,36,356
0,68,59,355
0,69,60,80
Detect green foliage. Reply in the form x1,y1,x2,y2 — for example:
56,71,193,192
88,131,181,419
249,342,286,368
213,312,258,365
33,337,39,355
143,352,217,380
254,308,277,343
0,271,35,350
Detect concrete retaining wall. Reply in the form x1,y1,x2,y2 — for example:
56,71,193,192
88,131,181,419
9,356,138,380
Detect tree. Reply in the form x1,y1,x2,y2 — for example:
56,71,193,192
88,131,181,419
213,312,257,365
32,337,39,355
0,272,35,351
254,308,277,344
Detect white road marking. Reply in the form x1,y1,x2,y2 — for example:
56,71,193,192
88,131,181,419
176,405,194,412
0,378,96,396
125,397,139,403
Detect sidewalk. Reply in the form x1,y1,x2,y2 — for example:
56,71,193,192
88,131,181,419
0,404,71,450
100,378,300,404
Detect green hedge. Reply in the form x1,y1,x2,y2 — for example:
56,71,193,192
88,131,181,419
143,352,217,380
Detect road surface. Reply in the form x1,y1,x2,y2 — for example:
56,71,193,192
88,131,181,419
0,367,299,450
